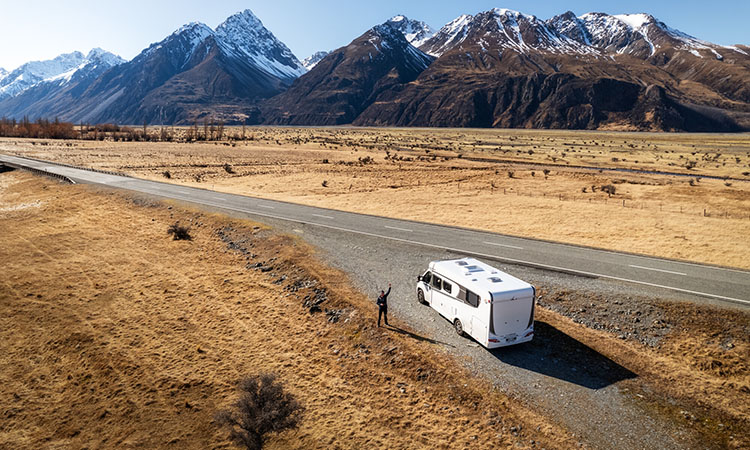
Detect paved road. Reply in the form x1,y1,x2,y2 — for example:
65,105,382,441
2,153,748,308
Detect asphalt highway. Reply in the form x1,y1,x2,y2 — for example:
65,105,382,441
3,153,748,308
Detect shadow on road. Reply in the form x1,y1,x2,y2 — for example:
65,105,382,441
387,325,456,348
490,321,636,389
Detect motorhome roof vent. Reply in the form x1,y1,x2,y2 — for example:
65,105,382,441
456,261,469,266
465,265,484,273
489,277,503,283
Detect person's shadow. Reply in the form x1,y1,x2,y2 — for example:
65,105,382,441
387,325,456,348
490,321,636,389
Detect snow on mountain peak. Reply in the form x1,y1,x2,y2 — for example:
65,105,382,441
86,48,125,67
302,51,330,70
492,8,536,21
386,15,436,48
420,14,474,56
215,9,305,79
613,13,655,30
0,49,124,100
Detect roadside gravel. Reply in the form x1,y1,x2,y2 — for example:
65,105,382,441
258,217,714,450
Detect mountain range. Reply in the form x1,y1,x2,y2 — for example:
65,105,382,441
0,8,748,131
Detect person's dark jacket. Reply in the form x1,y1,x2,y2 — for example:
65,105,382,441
376,287,391,309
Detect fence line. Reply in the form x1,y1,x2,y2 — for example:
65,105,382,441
485,186,749,220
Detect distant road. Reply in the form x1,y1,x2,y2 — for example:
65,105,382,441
3,153,748,308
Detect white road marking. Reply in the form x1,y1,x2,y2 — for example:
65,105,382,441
312,213,334,219
212,196,227,201
385,225,413,233
484,241,524,250
257,204,275,209
629,265,686,276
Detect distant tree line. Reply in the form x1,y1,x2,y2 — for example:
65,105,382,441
0,116,240,142
0,117,77,139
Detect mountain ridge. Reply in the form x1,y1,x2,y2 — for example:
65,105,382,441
0,8,747,131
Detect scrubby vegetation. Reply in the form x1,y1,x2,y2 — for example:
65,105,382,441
215,373,303,450
167,222,192,241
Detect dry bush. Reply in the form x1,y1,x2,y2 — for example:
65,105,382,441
215,373,303,450
601,184,617,196
167,222,192,241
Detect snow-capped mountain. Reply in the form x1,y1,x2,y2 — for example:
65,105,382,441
0,49,123,101
552,12,744,60
2,6,747,131
386,15,435,48
302,51,330,70
0,51,91,100
421,8,747,61
214,9,305,80
421,9,599,57
0,68,7,80
0,9,306,124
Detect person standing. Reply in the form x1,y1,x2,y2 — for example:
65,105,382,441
377,283,391,327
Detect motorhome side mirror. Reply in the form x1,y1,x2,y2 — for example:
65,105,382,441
417,275,423,282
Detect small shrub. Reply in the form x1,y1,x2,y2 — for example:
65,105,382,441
321,180,328,188
162,170,171,179
507,171,515,179
530,171,535,177
321,159,329,164
215,373,303,450
223,163,235,174
601,185,616,196
543,169,551,176
167,223,192,241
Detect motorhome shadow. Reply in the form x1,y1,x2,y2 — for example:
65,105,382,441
416,258,536,349
491,322,637,389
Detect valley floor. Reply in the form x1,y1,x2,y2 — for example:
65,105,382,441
1,170,747,449
2,127,748,269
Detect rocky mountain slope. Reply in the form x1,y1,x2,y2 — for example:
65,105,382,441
302,51,330,70
0,50,123,101
0,49,124,120
0,9,305,125
354,9,750,131
262,20,434,125
1,8,747,131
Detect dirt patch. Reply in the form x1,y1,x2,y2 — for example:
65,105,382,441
0,171,575,449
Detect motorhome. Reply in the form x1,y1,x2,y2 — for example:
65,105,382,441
416,257,535,348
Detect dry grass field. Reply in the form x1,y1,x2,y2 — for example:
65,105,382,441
0,172,578,449
2,127,748,268
1,170,748,449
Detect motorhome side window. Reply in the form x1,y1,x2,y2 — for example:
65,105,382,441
466,291,480,307
443,280,452,294
432,275,442,290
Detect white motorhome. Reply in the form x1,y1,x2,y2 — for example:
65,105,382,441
416,257,535,348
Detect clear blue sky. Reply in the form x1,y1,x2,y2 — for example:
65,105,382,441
1,0,748,70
